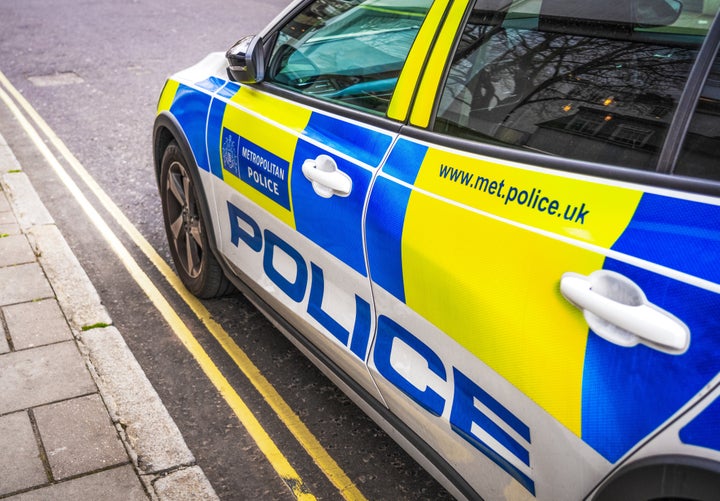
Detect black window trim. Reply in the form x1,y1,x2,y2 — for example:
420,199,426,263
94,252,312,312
398,122,720,198
424,0,474,134
659,10,720,174
397,0,455,125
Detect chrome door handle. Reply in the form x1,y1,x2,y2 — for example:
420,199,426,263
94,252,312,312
560,270,689,354
302,154,352,198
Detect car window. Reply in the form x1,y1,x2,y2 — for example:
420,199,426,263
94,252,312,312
265,0,432,115
675,49,720,181
434,0,718,171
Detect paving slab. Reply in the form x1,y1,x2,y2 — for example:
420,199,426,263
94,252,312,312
0,411,48,496
0,341,96,414
0,233,36,267
4,465,148,501
0,213,21,236
0,189,10,212
153,466,219,501
1,172,53,230
34,394,129,480
0,319,9,354
3,299,73,349
0,189,19,236
27,224,112,331
0,262,53,306
0,131,217,499
81,326,195,474
0,134,21,174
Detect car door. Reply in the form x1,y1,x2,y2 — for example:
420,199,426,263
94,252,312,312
202,0,442,401
364,0,720,498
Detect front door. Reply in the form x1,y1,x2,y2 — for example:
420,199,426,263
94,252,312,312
207,0,438,400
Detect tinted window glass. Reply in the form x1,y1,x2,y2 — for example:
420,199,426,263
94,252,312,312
435,0,717,171
266,0,432,115
675,50,720,181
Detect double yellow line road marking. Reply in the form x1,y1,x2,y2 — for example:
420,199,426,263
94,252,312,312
0,71,367,501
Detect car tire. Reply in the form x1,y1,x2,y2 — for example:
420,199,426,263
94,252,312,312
160,140,233,298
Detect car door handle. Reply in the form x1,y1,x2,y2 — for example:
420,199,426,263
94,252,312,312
560,271,689,354
302,154,352,198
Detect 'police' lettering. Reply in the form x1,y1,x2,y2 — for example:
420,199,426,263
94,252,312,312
228,201,261,252
451,368,535,494
228,201,373,363
308,263,349,345
307,263,372,356
263,229,307,303
374,315,446,416
226,200,535,493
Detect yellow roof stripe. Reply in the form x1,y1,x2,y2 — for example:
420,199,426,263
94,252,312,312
410,0,469,128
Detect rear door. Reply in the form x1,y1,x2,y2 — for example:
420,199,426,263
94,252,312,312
364,0,720,498
204,0,442,401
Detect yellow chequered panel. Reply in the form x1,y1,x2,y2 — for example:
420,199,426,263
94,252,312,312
414,148,642,246
401,149,643,434
230,87,311,135
221,90,313,228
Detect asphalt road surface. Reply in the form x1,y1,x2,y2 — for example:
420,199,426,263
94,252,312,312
0,1,454,500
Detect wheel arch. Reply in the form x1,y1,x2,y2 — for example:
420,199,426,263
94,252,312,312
153,112,191,187
152,112,223,271
593,455,720,501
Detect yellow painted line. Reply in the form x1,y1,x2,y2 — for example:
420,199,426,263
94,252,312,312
0,71,368,501
0,77,316,500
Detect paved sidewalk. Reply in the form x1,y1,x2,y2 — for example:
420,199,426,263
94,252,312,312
0,133,218,500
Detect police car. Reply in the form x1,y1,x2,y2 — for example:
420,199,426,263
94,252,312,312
153,0,720,498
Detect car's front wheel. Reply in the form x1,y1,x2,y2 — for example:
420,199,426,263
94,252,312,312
160,140,233,298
